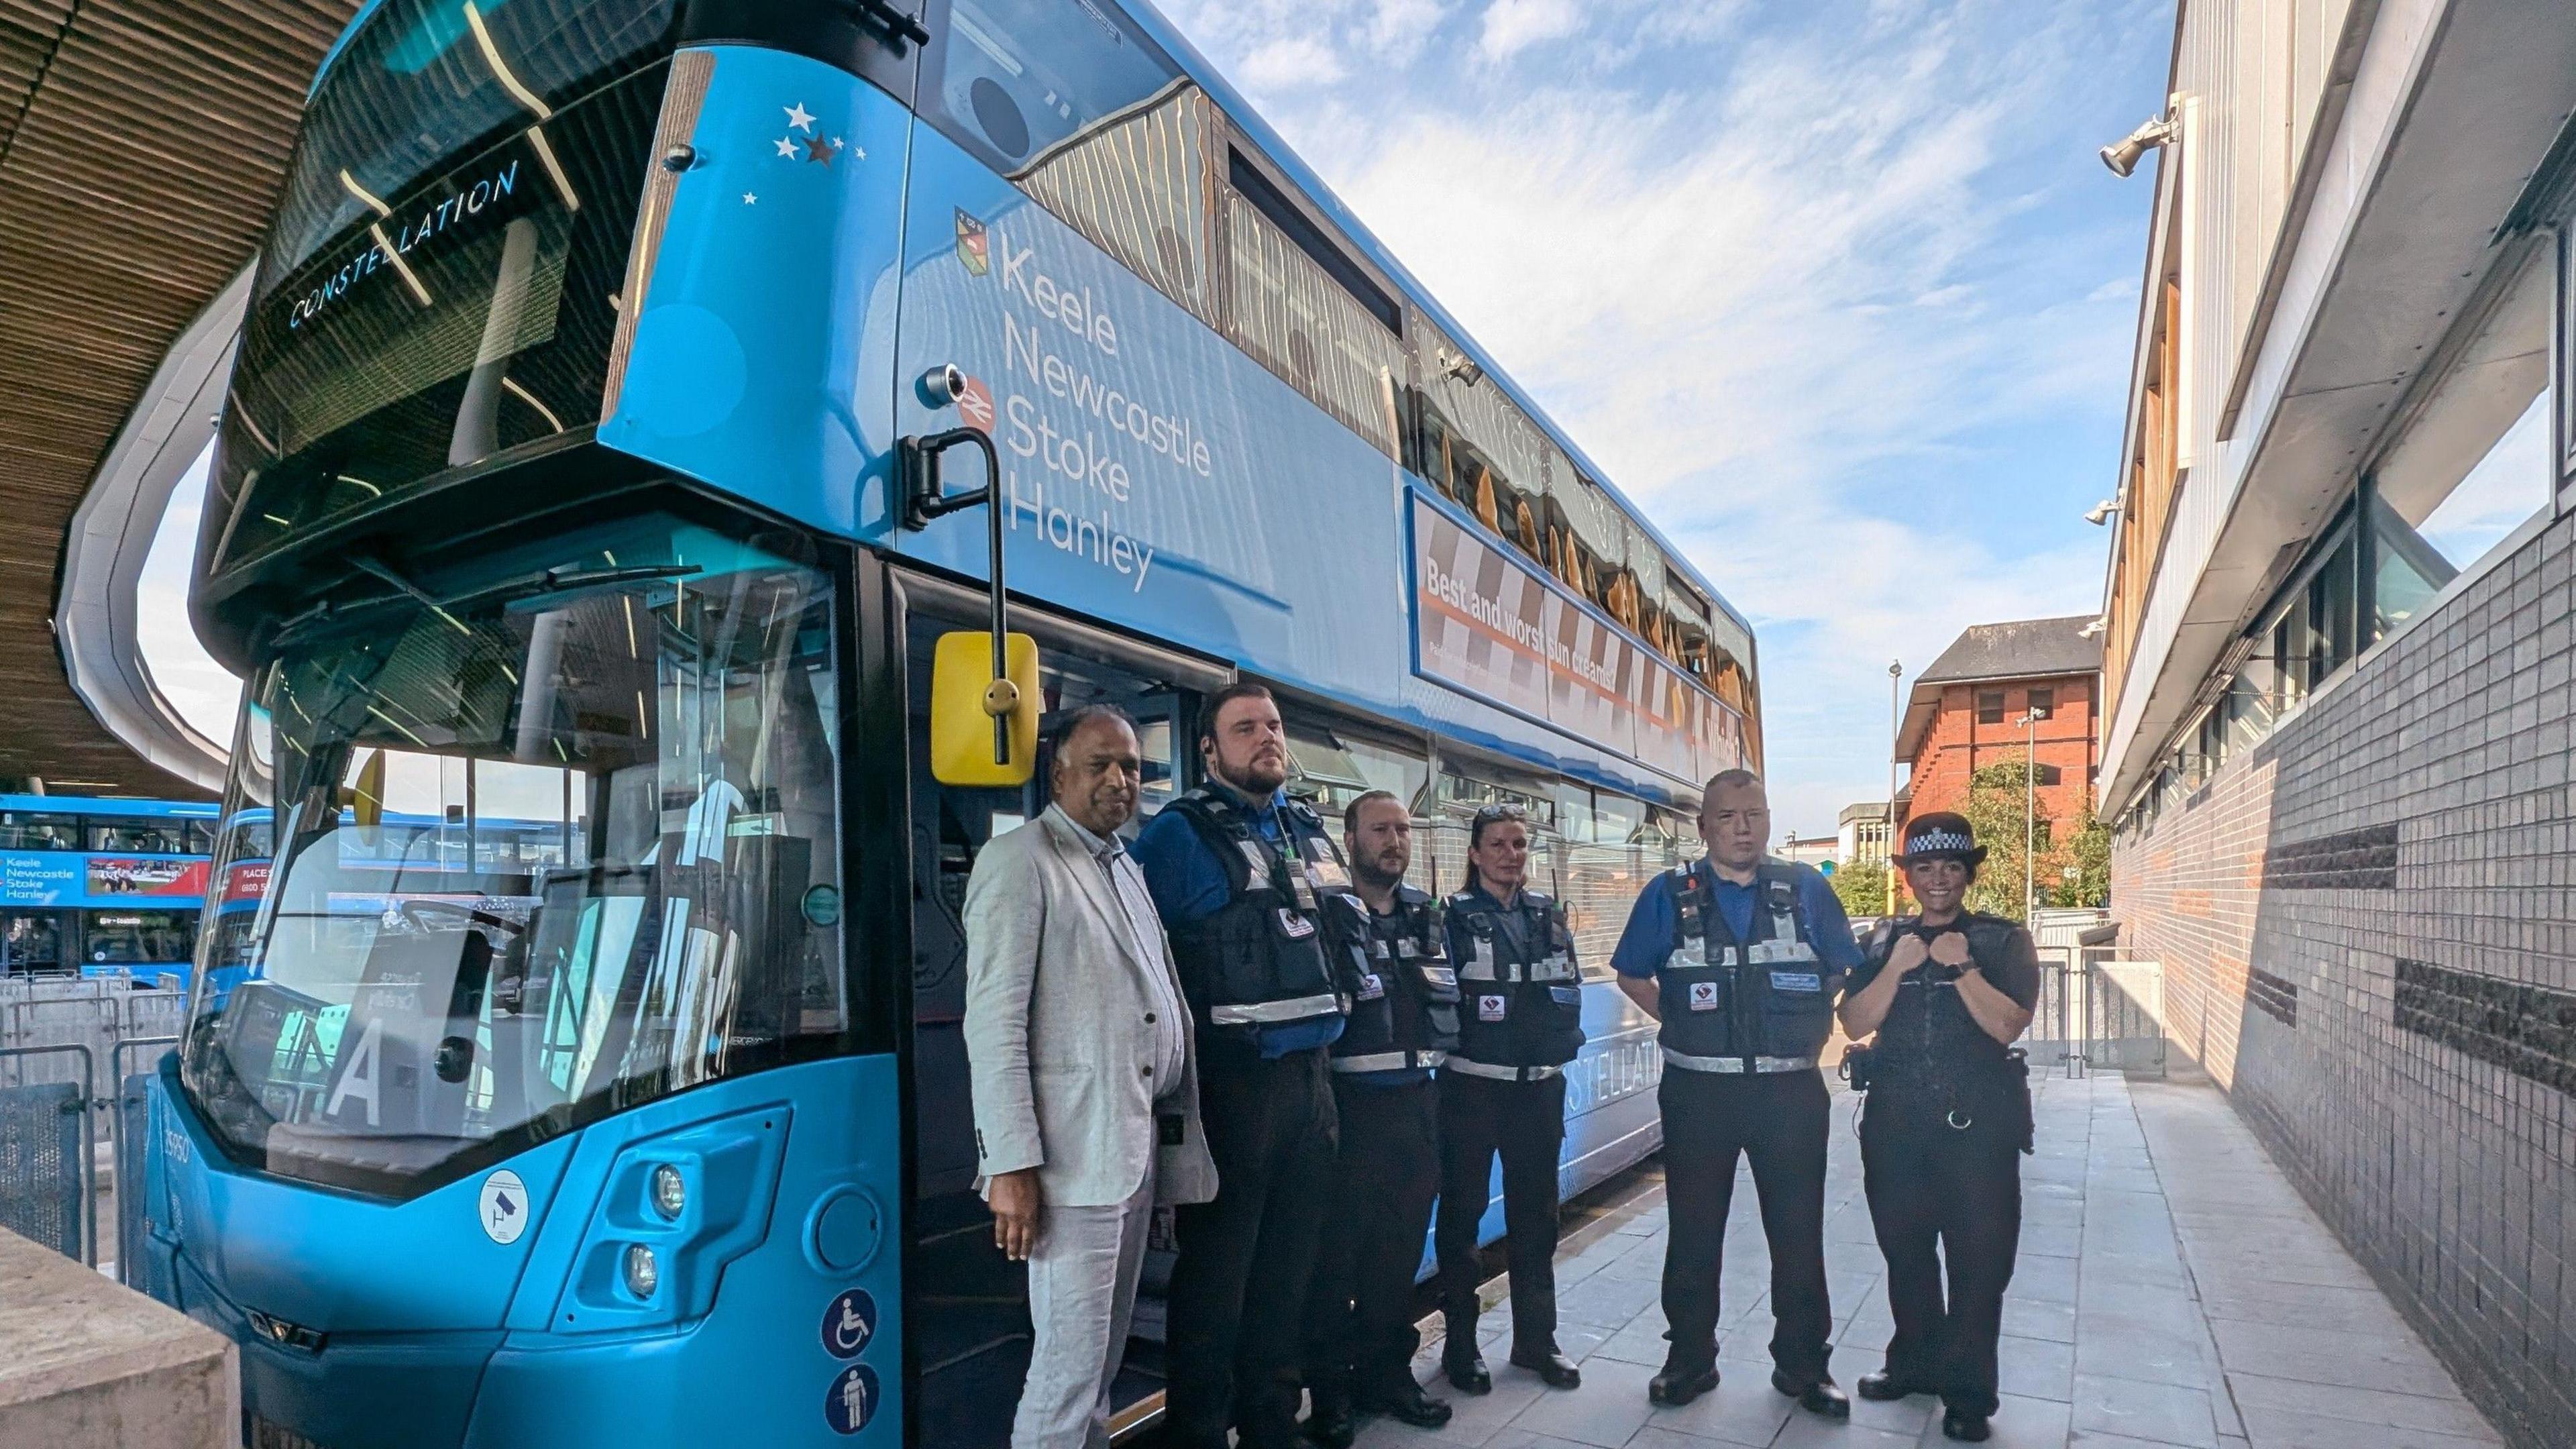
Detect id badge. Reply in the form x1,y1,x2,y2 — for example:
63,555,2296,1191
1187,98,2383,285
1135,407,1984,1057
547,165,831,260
1275,907,1317,940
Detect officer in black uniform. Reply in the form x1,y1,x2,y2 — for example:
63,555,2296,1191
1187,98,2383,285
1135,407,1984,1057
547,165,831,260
1134,682,1349,1449
1434,803,1585,1395
1298,790,1458,1446
1610,768,1856,1419
1837,812,2039,1444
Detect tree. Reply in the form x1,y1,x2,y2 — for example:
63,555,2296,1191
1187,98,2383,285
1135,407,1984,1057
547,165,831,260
2055,803,2110,908
1960,753,2057,922
1830,857,1894,920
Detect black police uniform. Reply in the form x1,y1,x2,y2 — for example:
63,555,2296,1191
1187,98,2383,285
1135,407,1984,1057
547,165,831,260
1300,885,1460,1416
1157,786,1350,1449
1650,862,1844,1397
1849,914,2039,1425
1434,883,1585,1380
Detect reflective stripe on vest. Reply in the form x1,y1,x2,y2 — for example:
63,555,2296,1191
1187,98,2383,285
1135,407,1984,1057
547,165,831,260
1660,1046,1818,1074
1442,1056,1563,1082
1210,990,1345,1025
1331,1049,1446,1074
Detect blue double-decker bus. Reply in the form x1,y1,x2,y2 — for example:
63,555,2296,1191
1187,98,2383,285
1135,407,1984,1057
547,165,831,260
0,794,217,985
152,3,1764,1445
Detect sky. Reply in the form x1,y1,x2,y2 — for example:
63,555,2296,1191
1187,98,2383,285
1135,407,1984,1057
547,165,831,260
1155,0,2174,833
136,0,2176,837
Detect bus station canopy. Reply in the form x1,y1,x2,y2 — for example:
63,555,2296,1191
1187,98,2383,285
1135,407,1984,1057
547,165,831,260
0,0,350,796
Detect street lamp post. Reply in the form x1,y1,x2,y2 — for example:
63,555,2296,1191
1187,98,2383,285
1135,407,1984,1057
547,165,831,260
1887,659,1902,916
2019,706,2039,922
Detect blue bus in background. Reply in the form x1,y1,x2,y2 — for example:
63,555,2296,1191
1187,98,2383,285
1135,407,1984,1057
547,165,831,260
0,795,216,986
152,3,1765,1446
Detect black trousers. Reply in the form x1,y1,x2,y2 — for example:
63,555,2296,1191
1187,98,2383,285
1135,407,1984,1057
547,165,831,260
1168,1045,1338,1448
1658,1067,1835,1383
1434,1069,1567,1355
1301,1075,1440,1403
1860,1091,2023,1417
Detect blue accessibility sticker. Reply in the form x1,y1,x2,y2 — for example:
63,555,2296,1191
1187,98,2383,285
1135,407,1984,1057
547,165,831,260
820,1287,878,1360
825,1363,881,1435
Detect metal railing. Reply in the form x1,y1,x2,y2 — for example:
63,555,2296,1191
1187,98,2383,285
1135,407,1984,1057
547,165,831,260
2023,947,2167,1079
0,1042,95,1264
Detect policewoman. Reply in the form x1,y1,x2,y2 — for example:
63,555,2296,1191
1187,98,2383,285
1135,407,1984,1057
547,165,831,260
1837,812,2039,1444
1433,803,1585,1395
1298,790,1458,1446
1610,768,1857,1419
1135,682,1348,1449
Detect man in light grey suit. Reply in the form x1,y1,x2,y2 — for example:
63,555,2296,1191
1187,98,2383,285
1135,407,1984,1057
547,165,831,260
964,704,1219,1449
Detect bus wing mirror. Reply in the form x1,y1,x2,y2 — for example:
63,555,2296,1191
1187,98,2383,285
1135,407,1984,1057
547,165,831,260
903,419,1038,782
930,631,1040,786
344,749,386,829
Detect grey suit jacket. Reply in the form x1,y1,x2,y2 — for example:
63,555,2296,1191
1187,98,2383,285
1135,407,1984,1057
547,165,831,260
961,806,1218,1208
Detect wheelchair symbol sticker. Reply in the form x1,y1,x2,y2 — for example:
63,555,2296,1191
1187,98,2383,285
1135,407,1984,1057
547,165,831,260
825,1363,881,1434
820,1287,878,1359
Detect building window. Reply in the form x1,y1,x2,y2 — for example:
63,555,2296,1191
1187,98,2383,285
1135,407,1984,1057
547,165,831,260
2033,763,2062,787
1976,690,2005,724
2025,686,2053,720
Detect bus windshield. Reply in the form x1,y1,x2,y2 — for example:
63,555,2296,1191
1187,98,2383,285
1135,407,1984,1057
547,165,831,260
179,515,845,1196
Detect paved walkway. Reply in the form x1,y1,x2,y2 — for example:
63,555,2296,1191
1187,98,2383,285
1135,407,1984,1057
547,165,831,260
1365,1073,2502,1449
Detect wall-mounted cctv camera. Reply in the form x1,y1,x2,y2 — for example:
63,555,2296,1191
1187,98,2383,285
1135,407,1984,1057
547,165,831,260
918,362,967,407
2100,114,2178,178
1438,350,1484,388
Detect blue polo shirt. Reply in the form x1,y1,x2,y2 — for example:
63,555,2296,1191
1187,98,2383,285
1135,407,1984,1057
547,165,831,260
1610,859,1862,983
1132,784,1345,1058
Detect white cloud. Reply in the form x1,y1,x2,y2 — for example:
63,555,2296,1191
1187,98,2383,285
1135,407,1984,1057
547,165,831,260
1238,36,1348,91
136,443,243,749
1169,0,2159,835
1477,0,1581,62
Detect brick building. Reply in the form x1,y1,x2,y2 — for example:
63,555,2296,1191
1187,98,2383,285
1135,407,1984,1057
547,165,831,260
1892,616,2101,841
2094,3,2576,1443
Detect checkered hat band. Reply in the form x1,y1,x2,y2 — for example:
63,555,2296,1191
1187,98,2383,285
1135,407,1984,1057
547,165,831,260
1906,830,1975,854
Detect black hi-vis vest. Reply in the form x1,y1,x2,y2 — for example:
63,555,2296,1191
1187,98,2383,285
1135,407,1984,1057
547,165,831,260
1657,861,1837,1072
1446,888,1585,1079
1324,885,1461,1075
1861,914,2024,1097
1161,787,1348,1044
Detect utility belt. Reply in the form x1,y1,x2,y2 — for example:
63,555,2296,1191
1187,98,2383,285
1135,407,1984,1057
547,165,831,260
1662,1047,1817,1075
1331,1049,1446,1075
1848,1046,2035,1152
1442,1057,1562,1083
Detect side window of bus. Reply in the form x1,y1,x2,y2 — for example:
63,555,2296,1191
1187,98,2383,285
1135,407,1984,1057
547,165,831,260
1285,721,1428,847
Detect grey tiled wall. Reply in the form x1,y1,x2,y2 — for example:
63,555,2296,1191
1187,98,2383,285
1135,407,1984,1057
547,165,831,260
2110,509,2576,1449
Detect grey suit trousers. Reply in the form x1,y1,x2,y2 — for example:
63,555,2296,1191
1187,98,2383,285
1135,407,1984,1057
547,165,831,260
1013,1157,1158,1448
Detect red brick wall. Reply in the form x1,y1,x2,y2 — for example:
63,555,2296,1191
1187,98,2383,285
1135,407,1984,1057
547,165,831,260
1898,671,2099,837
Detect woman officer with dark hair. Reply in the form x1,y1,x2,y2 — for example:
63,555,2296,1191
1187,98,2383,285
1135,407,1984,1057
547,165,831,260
1836,813,2039,1444
1432,804,1586,1396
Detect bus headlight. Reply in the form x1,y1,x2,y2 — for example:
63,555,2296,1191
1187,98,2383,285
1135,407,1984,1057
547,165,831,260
651,1164,686,1220
623,1243,659,1299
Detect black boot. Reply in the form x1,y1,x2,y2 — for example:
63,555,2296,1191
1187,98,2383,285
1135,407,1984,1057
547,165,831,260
1646,1359,1719,1406
1941,1408,1992,1442
1773,1371,1849,1419
1441,1339,1491,1395
1857,1371,1929,1401
1354,1379,1452,1429
1509,1346,1581,1389
1299,1389,1354,1449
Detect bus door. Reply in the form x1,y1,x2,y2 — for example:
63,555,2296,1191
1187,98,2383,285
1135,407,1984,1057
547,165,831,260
894,571,1224,1446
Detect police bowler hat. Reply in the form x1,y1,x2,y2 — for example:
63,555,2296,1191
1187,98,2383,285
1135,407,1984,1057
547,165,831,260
1894,812,1986,866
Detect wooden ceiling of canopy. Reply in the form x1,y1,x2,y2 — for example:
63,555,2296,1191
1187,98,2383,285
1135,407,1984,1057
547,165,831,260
0,0,354,797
